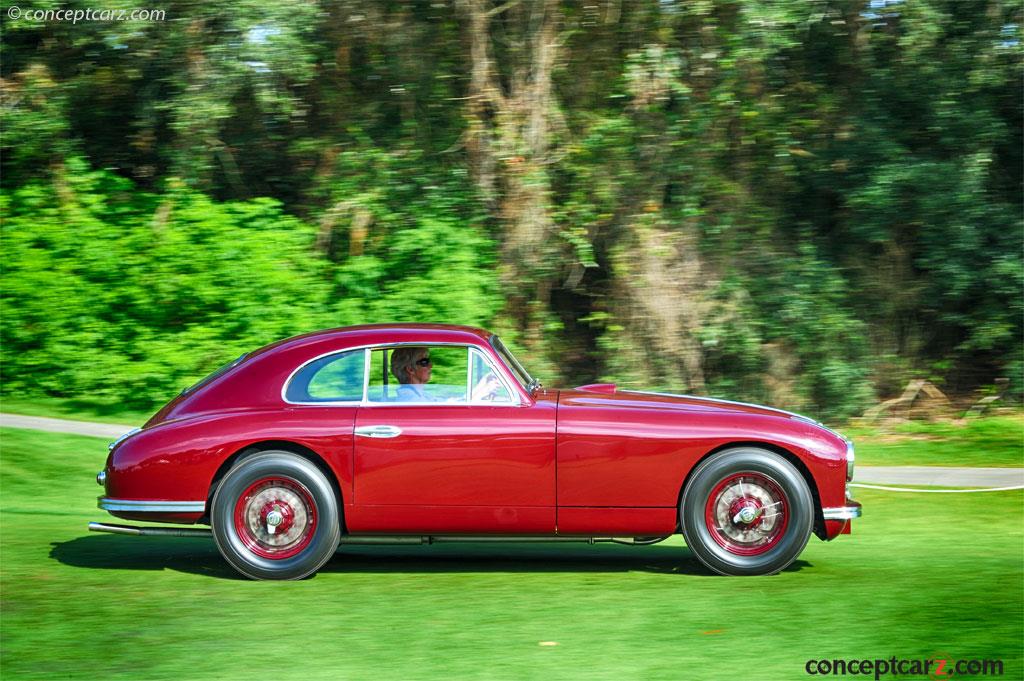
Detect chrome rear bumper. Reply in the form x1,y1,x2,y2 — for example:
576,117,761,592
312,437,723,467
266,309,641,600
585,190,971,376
98,497,206,513
822,504,863,521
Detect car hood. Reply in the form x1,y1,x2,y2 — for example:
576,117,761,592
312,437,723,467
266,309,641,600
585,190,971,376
561,385,826,425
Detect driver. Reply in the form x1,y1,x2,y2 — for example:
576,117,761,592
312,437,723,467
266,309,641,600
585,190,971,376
390,346,502,402
391,347,435,401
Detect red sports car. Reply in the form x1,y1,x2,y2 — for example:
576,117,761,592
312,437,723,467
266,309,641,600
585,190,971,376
92,324,861,579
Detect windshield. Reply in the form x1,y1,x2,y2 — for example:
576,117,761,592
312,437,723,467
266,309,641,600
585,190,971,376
490,336,536,391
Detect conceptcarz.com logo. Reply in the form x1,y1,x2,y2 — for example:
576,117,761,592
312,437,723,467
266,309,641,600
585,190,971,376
804,656,1005,679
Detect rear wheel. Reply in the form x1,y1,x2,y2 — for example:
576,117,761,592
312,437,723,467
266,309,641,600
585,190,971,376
211,451,340,580
680,447,813,576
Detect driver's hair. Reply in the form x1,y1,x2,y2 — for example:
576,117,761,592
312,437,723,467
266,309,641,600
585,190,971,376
390,347,428,384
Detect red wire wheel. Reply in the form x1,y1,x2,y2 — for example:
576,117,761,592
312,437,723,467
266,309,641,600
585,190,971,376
212,451,341,580
233,476,318,560
703,472,789,557
681,448,813,575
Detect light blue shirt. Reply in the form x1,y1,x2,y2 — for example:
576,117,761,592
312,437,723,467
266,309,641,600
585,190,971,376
396,383,436,402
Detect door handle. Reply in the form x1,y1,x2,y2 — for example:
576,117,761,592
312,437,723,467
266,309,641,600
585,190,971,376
354,425,403,439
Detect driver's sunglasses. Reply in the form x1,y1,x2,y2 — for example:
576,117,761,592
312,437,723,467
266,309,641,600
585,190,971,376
415,357,432,367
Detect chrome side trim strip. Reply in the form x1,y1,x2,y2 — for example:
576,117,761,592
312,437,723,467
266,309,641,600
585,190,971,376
89,522,211,538
338,535,664,545
98,498,206,513
822,505,863,521
362,346,372,403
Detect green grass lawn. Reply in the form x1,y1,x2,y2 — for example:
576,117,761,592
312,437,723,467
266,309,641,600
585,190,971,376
1,427,1021,681
847,413,1024,468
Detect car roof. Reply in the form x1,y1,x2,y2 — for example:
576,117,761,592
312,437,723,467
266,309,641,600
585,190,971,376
146,324,503,424
248,323,495,360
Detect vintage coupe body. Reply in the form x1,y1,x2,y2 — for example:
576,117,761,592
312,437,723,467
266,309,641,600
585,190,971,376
93,324,861,579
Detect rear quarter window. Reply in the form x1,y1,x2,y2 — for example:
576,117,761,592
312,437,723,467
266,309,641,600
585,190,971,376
286,350,364,403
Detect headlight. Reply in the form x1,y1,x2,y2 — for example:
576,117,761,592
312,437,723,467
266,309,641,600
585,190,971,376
845,439,855,482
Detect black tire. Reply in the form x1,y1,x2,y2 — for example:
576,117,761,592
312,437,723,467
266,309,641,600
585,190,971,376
680,447,813,576
211,450,341,580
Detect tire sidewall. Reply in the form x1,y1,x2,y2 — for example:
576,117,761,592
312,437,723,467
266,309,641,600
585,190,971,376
212,451,340,580
681,448,813,576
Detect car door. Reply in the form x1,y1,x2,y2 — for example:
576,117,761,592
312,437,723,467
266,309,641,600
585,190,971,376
347,345,557,534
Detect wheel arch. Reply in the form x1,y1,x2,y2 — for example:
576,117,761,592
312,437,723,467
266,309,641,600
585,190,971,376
677,441,825,540
204,440,345,533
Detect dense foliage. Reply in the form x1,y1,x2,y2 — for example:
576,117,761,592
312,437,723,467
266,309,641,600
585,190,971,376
2,0,1021,419
1,160,500,407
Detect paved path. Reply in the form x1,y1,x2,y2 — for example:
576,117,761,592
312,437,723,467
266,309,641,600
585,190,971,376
855,466,1023,488
0,413,137,440
1,413,1021,488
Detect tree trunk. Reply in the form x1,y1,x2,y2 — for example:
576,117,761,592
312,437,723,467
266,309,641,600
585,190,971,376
462,0,560,339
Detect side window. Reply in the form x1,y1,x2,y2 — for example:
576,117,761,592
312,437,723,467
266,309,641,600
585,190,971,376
285,350,365,403
470,350,512,404
367,346,471,403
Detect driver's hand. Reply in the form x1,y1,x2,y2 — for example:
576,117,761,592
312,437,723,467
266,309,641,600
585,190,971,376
474,374,499,400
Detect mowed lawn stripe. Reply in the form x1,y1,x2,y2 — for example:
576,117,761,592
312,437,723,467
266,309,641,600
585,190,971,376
1,428,1021,681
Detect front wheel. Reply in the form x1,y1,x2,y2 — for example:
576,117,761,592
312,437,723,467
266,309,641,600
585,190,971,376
680,447,813,576
211,451,341,580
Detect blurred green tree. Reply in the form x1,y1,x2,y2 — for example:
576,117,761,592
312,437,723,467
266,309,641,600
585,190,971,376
1,0,1020,419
